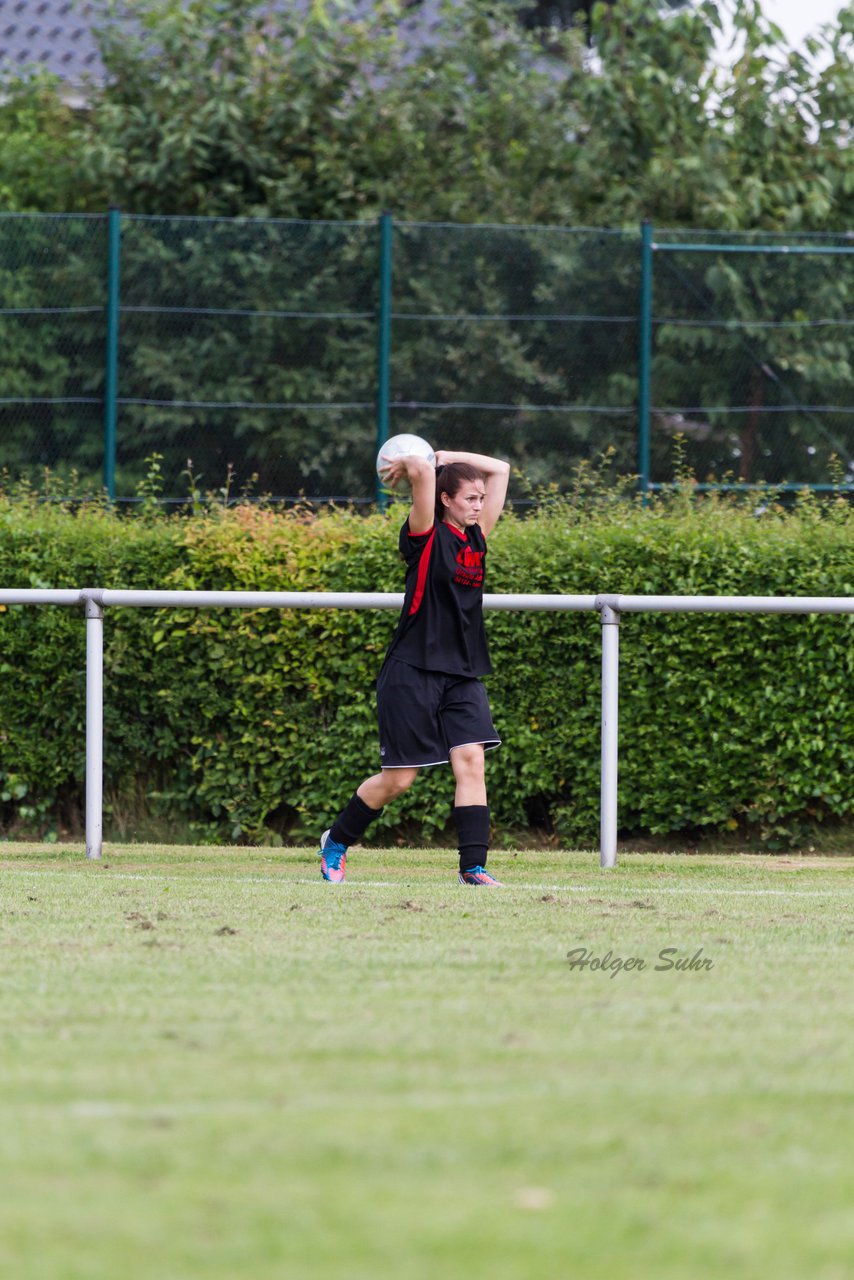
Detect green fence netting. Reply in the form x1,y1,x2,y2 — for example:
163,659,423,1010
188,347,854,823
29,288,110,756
0,213,851,502
646,228,854,492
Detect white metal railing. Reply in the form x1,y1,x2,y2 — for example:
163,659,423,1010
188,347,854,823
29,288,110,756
1,588,852,866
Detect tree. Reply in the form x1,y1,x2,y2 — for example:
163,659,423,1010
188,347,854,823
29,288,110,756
0,72,90,213
76,0,407,218
63,0,853,231
1,0,852,497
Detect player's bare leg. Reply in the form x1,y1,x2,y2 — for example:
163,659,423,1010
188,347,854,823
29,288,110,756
449,743,487,806
358,768,419,808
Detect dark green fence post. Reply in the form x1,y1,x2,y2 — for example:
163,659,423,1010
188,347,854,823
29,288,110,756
638,219,654,501
103,206,121,501
375,211,393,509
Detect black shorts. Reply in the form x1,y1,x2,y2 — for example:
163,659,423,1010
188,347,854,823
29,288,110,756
376,658,500,769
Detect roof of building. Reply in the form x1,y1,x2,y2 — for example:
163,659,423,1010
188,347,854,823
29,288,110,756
0,1,104,84
0,1,487,94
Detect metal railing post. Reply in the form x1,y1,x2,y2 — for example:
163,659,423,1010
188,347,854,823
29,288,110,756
598,596,621,868
103,207,121,502
84,593,104,860
375,211,393,510
638,220,654,504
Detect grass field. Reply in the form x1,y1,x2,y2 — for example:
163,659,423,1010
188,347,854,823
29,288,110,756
1,843,853,1280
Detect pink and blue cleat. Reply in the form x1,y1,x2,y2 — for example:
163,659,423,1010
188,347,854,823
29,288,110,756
318,829,347,883
458,865,504,886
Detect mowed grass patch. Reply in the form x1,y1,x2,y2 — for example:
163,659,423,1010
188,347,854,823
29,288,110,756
1,844,853,1280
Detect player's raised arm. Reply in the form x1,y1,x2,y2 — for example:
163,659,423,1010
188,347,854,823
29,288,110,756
434,451,510,536
379,454,436,535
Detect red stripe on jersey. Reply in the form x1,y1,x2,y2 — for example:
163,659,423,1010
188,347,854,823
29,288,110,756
408,525,436,616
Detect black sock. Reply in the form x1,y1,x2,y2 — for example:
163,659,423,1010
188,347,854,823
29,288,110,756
329,792,382,848
454,804,490,873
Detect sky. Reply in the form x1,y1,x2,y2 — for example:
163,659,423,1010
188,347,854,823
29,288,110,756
759,0,847,49
712,0,848,69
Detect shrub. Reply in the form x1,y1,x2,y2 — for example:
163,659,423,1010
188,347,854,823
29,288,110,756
0,485,851,847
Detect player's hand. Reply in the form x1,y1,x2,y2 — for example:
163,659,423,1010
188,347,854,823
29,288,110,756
378,455,408,488
380,454,432,488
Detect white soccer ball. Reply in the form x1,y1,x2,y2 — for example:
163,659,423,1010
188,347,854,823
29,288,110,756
376,433,436,483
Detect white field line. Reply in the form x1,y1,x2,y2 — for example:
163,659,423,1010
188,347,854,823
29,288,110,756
295,878,854,899
4,868,853,899
0,1074,772,1120
0,1096,566,1119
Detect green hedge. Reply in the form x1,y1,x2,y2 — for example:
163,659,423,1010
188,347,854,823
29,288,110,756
0,489,851,847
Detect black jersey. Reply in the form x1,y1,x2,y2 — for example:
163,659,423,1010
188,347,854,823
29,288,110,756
384,518,492,677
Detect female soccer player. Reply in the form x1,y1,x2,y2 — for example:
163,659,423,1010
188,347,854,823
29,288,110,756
317,447,511,885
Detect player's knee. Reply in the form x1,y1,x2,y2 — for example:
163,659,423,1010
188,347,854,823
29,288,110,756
381,767,418,798
450,743,485,780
